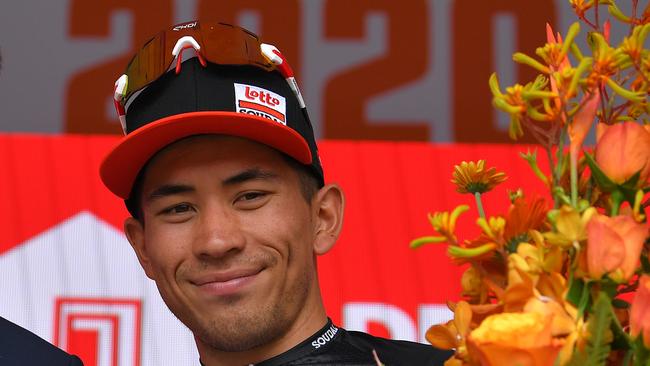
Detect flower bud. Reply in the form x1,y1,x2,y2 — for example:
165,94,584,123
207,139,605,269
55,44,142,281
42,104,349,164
595,122,650,184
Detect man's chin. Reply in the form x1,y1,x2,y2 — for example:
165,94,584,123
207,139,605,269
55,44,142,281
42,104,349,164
192,309,288,352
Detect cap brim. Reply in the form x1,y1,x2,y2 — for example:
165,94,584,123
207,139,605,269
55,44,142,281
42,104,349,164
100,111,312,199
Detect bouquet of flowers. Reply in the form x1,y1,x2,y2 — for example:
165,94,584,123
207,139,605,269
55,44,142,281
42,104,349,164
411,1,650,365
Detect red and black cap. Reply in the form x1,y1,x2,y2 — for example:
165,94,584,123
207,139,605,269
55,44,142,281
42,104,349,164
100,57,323,200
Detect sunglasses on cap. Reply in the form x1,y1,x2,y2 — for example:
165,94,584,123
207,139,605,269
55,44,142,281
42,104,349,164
112,20,306,133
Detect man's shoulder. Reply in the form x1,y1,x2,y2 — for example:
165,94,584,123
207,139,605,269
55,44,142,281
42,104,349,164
341,329,453,365
0,316,84,366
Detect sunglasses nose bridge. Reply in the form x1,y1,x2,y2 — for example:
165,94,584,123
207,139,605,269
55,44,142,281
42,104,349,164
172,36,207,74
172,36,201,57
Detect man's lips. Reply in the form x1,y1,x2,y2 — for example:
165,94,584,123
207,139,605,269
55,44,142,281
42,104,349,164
190,268,264,296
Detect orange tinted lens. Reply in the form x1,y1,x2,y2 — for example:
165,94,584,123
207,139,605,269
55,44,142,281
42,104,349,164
123,21,273,102
199,23,273,70
124,33,169,100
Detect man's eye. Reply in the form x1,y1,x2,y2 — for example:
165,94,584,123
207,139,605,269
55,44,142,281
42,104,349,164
238,192,265,202
162,203,193,215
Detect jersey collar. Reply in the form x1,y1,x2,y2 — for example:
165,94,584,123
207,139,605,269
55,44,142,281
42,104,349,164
199,318,341,366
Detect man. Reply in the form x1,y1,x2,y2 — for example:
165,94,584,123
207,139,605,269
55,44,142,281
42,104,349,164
0,316,84,365
100,21,451,365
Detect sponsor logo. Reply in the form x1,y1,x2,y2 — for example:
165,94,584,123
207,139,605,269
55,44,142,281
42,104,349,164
311,324,339,349
234,83,287,125
173,21,197,31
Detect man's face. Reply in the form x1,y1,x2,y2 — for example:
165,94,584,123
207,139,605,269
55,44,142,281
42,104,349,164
125,135,325,352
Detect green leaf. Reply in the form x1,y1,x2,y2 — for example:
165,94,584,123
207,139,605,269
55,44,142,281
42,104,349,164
585,292,613,366
641,254,650,274
633,336,650,365
567,292,613,366
567,277,586,307
612,298,631,309
618,170,644,205
600,279,618,299
621,170,642,190
584,152,617,192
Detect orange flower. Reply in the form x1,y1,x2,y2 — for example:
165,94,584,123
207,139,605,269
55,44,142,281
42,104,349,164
461,265,488,303
569,91,599,158
586,214,648,282
467,312,563,366
451,160,507,194
631,275,650,348
503,196,548,245
426,301,472,360
595,122,650,184
523,297,576,338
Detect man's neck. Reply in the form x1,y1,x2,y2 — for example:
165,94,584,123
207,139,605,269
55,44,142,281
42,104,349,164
196,304,328,366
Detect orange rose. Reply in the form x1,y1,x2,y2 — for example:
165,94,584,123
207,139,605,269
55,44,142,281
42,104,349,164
595,122,650,184
467,312,563,366
631,275,650,348
586,214,647,282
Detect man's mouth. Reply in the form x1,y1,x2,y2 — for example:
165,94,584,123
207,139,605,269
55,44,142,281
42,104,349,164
191,268,264,297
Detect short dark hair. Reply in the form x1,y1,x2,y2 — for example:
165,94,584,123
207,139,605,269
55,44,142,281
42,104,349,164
125,153,321,222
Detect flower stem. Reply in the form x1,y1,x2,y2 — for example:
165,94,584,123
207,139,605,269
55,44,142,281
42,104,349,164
475,192,486,219
610,304,633,347
622,349,632,366
570,149,578,208
554,128,567,206
611,190,623,216
545,145,560,208
576,280,591,319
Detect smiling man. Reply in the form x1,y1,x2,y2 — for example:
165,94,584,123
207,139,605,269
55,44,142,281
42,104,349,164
100,21,451,366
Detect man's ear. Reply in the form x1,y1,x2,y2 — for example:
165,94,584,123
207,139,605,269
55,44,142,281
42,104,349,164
124,217,155,279
312,184,345,255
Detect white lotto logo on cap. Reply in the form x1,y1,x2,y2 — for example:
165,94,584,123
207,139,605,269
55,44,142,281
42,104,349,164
234,83,287,125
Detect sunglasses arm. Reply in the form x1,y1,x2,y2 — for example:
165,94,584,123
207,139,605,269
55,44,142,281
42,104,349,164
261,44,306,109
113,75,129,134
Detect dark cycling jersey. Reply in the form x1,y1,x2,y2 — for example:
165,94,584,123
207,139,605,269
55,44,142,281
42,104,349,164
201,319,453,365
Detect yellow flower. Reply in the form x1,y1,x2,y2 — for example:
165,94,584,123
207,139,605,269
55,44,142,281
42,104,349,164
543,205,596,247
570,0,594,19
451,160,507,194
620,24,650,61
490,74,555,139
529,230,564,273
508,243,543,285
584,33,645,102
536,22,579,70
476,216,505,241
410,205,469,248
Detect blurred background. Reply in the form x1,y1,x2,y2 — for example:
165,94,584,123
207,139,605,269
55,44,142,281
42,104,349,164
0,0,599,142
0,1,625,365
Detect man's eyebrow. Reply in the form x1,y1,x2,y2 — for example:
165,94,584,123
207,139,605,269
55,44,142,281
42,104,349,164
146,184,195,202
223,168,280,186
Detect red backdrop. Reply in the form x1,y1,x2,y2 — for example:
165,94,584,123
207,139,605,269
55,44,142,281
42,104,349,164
0,134,548,365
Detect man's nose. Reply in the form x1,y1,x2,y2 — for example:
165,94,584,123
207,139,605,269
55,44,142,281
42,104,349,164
192,204,246,259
